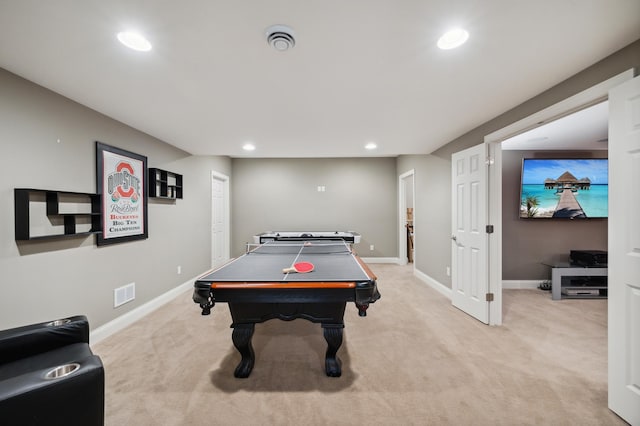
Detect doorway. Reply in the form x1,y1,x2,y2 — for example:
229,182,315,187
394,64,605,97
398,170,415,265
447,68,636,422
500,101,609,290
483,69,633,326
211,171,230,268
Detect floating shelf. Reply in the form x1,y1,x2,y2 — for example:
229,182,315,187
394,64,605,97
149,168,183,199
14,188,101,241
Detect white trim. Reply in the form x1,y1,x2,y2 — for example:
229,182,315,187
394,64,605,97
361,257,401,264
487,143,503,325
90,277,196,345
502,280,542,289
484,69,635,327
211,170,230,268
414,268,452,299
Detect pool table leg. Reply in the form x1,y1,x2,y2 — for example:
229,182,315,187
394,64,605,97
231,323,255,378
322,324,344,377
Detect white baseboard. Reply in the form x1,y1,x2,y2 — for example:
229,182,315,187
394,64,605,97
502,280,543,289
414,268,452,299
90,277,196,345
361,257,401,264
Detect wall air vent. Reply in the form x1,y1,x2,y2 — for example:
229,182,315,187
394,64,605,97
114,282,135,308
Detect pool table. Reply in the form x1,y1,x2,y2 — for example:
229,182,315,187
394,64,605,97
193,240,380,378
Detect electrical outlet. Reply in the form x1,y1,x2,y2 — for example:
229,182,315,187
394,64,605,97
370,245,374,251
446,266,451,276
177,265,182,275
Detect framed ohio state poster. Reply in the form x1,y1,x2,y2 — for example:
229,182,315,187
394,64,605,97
96,141,148,246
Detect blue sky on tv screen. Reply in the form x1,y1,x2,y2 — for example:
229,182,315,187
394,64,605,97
522,159,608,185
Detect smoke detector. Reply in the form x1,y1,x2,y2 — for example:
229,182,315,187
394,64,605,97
266,25,295,51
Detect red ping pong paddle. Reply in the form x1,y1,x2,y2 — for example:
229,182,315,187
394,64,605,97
282,262,314,274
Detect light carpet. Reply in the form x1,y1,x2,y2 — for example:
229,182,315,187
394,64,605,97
93,264,624,425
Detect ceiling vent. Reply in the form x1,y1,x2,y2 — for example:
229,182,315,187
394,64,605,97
266,25,295,51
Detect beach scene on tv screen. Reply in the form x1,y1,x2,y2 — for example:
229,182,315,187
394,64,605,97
520,159,608,219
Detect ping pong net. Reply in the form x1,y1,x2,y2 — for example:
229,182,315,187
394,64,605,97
246,240,352,255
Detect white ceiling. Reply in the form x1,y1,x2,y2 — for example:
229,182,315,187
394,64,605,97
502,100,609,151
0,1,638,158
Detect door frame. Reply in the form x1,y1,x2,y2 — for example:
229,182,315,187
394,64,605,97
607,74,640,424
398,169,415,266
211,170,230,268
482,68,635,326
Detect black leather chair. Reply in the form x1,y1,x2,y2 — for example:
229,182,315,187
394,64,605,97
0,315,104,426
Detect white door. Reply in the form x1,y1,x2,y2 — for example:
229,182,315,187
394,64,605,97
451,143,490,324
608,75,640,424
211,172,229,268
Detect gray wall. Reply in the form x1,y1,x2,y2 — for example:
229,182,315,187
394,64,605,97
230,157,397,258
502,151,608,280
2,38,638,332
397,155,451,287
0,68,231,330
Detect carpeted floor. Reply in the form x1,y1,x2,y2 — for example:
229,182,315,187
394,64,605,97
93,264,624,425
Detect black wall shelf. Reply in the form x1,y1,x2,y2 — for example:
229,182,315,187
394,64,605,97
149,168,183,199
14,188,101,240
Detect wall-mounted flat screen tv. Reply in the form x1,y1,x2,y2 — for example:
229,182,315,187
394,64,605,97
520,158,608,219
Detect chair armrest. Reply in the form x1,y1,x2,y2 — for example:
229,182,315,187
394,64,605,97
0,353,104,426
0,315,89,364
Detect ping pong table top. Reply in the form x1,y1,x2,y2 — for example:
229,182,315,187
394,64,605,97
253,231,361,244
196,240,372,284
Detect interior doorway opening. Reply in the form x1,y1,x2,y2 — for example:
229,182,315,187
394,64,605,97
483,69,633,326
398,170,415,265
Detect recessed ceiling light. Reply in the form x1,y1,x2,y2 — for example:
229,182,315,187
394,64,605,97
437,28,469,50
365,142,377,150
526,136,549,143
242,143,256,151
117,31,152,52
